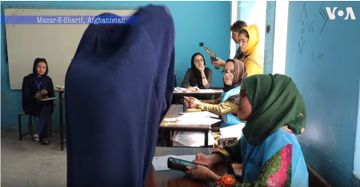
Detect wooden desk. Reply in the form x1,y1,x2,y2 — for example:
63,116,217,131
55,88,65,150
145,147,212,187
172,89,223,104
159,105,220,147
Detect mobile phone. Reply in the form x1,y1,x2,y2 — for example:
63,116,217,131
167,157,197,172
204,47,216,59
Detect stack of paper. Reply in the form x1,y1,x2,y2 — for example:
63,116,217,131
219,123,245,139
176,111,220,126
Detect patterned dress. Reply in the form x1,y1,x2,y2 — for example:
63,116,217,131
216,129,308,187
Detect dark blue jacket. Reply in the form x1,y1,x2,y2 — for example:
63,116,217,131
65,5,175,187
22,74,54,115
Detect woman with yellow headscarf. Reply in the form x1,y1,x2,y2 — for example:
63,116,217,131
238,25,263,75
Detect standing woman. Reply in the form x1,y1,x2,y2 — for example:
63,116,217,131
181,52,212,91
238,24,263,76
65,5,175,187
22,58,54,145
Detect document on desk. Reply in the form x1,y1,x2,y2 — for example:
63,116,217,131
198,89,223,93
175,111,220,126
174,87,191,93
40,97,56,101
152,155,195,171
220,122,245,139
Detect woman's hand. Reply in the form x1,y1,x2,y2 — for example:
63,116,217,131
187,97,201,108
183,96,192,108
194,153,213,166
39,89,48,96
197,64,205,72
35,89,48,100
187,86,200,93
211,58,225,68
194,153,223,167
186,165,220,182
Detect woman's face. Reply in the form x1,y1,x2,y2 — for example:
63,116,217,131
223,62,235,86
237,89,252,121
193,55,204,70
36,61,47,76
238,33,249,52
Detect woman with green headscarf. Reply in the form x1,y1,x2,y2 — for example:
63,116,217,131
186,74,308,187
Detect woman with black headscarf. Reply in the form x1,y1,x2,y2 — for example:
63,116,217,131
65,5,175,187
181,52,212,91
22,58,54,145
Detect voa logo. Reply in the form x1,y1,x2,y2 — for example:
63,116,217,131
325,7,356,20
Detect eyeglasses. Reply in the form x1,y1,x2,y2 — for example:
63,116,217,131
222,70,235,75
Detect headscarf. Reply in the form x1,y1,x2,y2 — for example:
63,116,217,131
223,59,246,92
65,5,174,187
241,25,259,57
32,58,49,76
240,25,263,76
242,74,306,145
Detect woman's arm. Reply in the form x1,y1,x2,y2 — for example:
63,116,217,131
215,144,293,187
22,76,35,101
211,57,226,68
202,68,212,89
22,76,36,111
200,70,209,88
181,69,192,88
198,100,238,116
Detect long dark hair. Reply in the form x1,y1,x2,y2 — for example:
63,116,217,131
190,52,206,79
32,57,49,76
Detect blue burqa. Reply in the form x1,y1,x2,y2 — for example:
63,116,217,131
65,5,175,187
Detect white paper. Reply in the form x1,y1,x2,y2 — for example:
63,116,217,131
178,111,218,118
220,123,245,139
174,87,190,93
152,155,195,171
198,89,223,93
175,112,220,126
40,97,56,101
55,85,65,90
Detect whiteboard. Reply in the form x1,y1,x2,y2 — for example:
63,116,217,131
5,9,135,89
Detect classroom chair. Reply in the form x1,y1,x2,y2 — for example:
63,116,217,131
17,111,52,141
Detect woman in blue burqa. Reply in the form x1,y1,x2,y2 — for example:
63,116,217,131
65,5,175,187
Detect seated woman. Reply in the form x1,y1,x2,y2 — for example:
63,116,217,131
22,58,55,145
181,52,212,92
186,59,246,127
186,74,308,187
172,59,246,147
